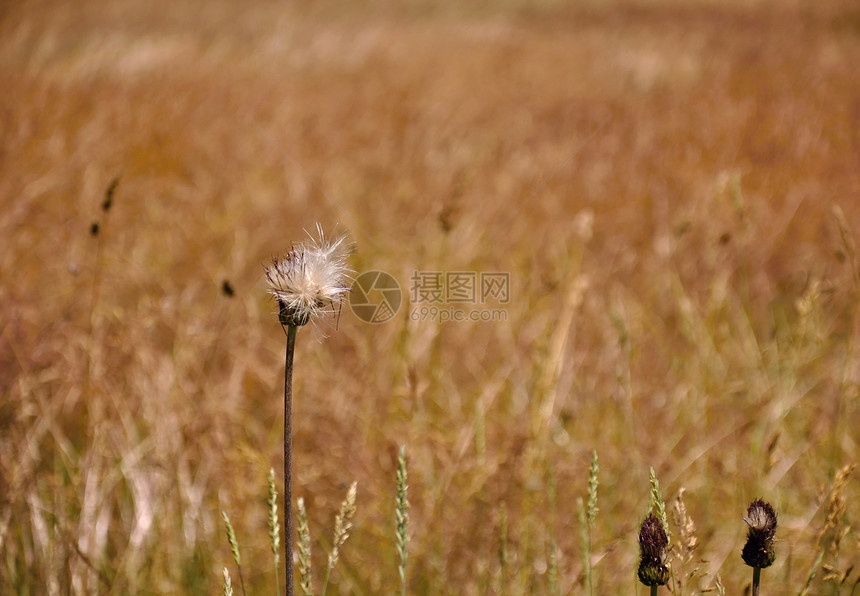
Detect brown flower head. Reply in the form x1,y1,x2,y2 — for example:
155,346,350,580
638,513,670,587
741,498,777,569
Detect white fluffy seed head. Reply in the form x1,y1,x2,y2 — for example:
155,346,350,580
266,225,352,327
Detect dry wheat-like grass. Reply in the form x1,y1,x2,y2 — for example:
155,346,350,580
296,497,312,596
223,567,234,596
671,488,707,594
395,446,410,596
801,464,857,594
267,468,282,595
327,482,357,572
2,0,859,592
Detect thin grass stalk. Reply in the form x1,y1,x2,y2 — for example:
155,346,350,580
546,465,558,596
577,499,590,595
585,450,599,596
283,325,298,596
547,539,559,596
497,503,508,596
800,551,823,595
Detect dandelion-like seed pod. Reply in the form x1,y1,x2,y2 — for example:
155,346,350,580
266,226,352,327
742,498,777,569
637,513,670,587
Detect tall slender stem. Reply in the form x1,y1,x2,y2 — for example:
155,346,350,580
650,586,658,596
751,567,761,596
284,325,298,596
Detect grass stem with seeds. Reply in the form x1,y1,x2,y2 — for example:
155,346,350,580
396,446,409,596
268,468,282,596
297,497,313,596
222,511,246,596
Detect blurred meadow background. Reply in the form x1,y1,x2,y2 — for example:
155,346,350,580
2,0,860,593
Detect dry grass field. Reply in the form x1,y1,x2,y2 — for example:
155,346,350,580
2,0,860,593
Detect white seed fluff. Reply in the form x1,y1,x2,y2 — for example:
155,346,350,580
744,506,770,531
266,225,352,325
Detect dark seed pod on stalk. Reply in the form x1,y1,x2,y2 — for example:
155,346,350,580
742,498,777,569
638,513,670,588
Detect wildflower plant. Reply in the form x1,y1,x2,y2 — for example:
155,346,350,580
637,513,670,594
742,498,777,596
266,225,352,596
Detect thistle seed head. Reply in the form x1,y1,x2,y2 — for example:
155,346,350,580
742,498,777,569
266,225,352,327
638,513,670,587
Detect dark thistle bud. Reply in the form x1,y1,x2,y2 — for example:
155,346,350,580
277,297,312,327
638,513,670,587
742,498,777,569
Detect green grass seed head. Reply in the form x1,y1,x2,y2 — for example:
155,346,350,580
587,450,599,529
222,511,241,568
648,467,670,541
268,468,280,557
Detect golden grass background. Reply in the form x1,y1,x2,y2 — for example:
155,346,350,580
2,0,859,592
